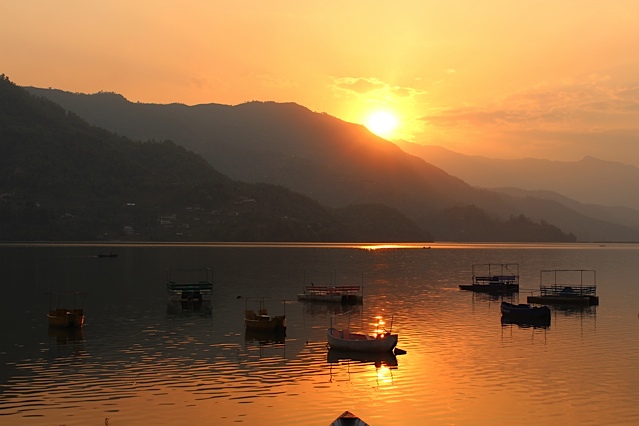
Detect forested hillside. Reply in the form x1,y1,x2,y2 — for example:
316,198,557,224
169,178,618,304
23,86,591,242
0,75,432,242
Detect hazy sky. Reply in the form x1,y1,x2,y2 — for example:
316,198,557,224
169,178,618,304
3,1,639,166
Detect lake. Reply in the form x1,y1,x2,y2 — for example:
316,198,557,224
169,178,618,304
1,242,638,425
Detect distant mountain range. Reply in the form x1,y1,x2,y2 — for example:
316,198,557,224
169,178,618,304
0,76,431,242
19,84,639,242
395,142,639,211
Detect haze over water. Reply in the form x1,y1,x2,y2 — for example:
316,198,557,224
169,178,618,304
1,243,638,425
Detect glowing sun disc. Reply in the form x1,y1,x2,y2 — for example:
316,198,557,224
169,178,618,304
365,111,399,137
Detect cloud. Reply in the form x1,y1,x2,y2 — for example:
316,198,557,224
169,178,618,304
330,76,426,102
424,76,639,132
418,75,639,165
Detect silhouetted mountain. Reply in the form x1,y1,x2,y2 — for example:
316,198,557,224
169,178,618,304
1,75,431,242
25,85,638,242
395,142,639,211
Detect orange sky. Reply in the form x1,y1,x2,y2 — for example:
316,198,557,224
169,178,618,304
2,1,638,166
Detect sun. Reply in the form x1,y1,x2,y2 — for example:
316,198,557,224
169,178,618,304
365,111,399,138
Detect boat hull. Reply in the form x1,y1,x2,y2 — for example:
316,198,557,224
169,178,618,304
327,328,397,352
527,295,599,306
297,293,363,303
459,283,519,293
297,285,363,304
47,309,84,328
501,302,550,319
245,310,286,332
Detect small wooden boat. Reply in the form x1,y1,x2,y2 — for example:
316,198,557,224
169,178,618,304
244,298,286,332
297,285,363,304
46,291,87,328
330,411,369,426
327,316,397,353
459,263,520,294
501,301,551,320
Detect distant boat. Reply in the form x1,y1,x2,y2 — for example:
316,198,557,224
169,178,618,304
298,272,364,304
46,291,87,328
330,411,369,426
297,284,363,304
327,316,397,353
97,253,117,258
459,263,520,294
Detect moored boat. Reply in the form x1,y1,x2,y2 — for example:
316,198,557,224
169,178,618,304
501,301,551,319
297,285,363,304
97,253,118,258
166,268,213,302
527,269,599,306
244,298,286,333
46,291,87,328
459,263,520,294
327,316,397,353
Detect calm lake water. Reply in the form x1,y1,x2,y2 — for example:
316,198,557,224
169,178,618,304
1,242,638,426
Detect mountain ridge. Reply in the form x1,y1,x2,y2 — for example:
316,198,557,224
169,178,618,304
395,141,639,211
23,84,639,242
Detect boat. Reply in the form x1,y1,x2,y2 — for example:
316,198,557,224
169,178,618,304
297,284,363,304
330,411,369,426
244,298,286,332
459,263,520,293
327,316,398,352
501,301,551,320
97,253,118,258
166,268,213,303
46,291,87,328
527,269,599,306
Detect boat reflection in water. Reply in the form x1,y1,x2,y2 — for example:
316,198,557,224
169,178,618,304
327,348,398,369
165,299,212,317
244,329,286,359
244,329,286,345
302,301,361,317
501,315,551,329
48,326,85,345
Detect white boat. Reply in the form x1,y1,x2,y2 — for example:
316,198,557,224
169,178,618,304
327,316,397,352
330,411,369,426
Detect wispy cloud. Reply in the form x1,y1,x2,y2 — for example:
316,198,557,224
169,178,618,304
330,76,427,102
425,75,639,132
419,74,639,164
